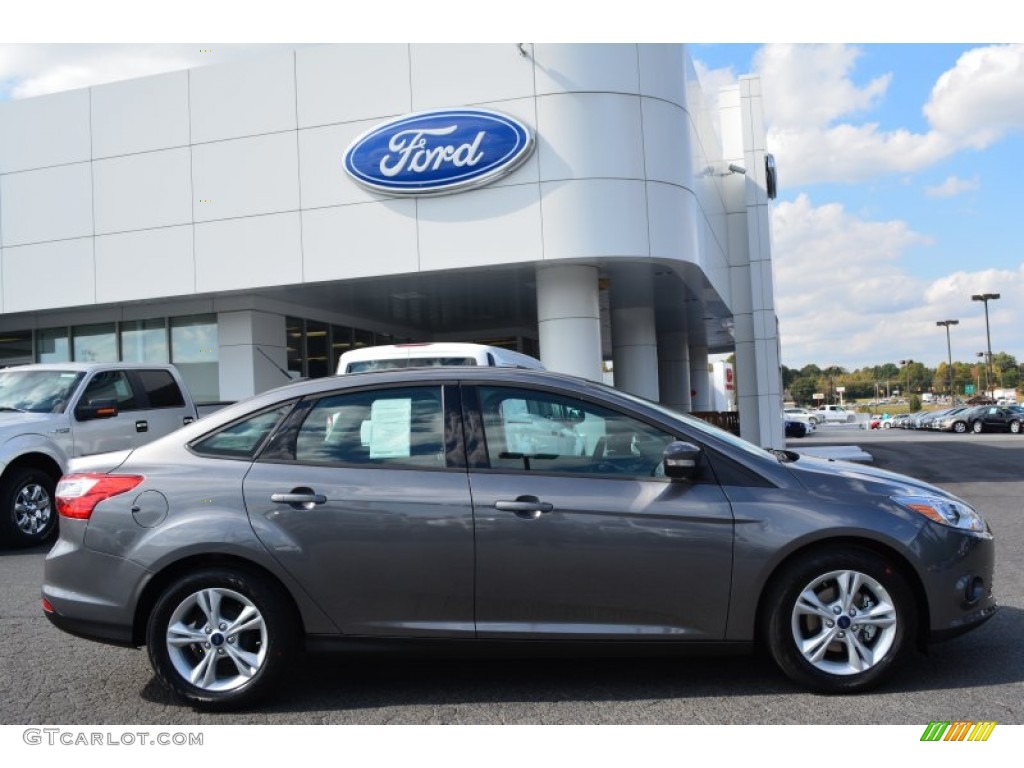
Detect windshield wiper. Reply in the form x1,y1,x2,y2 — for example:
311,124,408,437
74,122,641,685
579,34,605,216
0,406,26,412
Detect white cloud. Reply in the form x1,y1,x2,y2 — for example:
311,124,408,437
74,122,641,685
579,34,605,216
771,195,1022,368
924,44,1024,149
925,174,980,198
696,43,1024,186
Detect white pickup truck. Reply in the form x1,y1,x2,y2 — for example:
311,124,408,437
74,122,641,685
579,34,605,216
814,404,859,424
0,363,198,548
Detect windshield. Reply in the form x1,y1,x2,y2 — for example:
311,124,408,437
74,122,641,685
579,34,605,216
0,370,85,413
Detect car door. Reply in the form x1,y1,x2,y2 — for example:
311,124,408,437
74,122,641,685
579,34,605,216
464,384,735,641
127,368,196,440
70,369,145,456
242,382,475,637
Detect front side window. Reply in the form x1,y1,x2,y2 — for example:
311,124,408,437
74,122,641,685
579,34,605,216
81,371,138,412
476,386,676,477
295,387,445,468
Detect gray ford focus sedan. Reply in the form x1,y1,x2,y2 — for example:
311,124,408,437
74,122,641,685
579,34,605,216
42,368,996,709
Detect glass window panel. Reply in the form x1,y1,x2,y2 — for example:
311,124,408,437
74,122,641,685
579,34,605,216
72,323,117,363
37,328,70,363
82,370,139,411
121,319,168,363
330,325,353,374
286,316,304,378
191,404,293,459
0,329,33,366
171,315,219,402
306,321,329,379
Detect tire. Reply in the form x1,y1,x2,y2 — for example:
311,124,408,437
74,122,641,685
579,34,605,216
846,414,856,423
952,421,967,434
147,568,297,710
972,421,984,434
1010,421,1021,434
0,467,58,548
882,421,891,429
763,547,915,694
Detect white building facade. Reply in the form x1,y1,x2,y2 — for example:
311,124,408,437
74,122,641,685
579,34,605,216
0,44,784,447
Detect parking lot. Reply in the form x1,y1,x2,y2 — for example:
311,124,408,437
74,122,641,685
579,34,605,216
1,429,1021,726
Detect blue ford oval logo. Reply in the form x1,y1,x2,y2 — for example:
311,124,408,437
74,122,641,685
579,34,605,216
343,108,534,196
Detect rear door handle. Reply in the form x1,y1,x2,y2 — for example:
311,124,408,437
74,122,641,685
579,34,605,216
271,489,328,510
135,420,149,433
495,496,554,519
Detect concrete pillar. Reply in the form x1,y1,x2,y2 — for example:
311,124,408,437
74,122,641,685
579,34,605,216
536,264,603,382
657,330,691,412
217,310,289,400
689,345,711,410
610,271,659,401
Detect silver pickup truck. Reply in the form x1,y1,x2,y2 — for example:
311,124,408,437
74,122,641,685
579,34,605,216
0,363,198,548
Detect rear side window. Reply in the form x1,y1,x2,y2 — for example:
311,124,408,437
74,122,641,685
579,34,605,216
294,386,445,468
191,404,294,459
135,369,186,408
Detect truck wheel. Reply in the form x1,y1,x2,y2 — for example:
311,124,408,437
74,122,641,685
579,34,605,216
0,468,58,548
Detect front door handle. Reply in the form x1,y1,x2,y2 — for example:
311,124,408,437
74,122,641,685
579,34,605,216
495,496,554,519
135,420,149,433
271,489,328,510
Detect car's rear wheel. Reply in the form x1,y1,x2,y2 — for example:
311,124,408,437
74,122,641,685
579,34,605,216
763,548,915,693
952,421,967,434
147,568,297,710
0,467,58,548
972,421,984,434
1010,421,1021,434
846,414,856,423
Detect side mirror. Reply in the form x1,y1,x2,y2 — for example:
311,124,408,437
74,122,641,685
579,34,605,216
663,440,702,481
76,398,119,421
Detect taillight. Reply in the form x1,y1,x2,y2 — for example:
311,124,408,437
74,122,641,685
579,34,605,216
56,473,144,520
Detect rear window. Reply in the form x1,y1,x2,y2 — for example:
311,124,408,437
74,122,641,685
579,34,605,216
135,369,186,408
346,357,477,373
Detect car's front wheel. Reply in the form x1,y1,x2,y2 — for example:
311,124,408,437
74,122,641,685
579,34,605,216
0,467,58,548
763,548,916,693
147,568,297,710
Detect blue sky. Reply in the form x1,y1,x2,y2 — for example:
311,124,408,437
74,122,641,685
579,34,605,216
2,2,1020,373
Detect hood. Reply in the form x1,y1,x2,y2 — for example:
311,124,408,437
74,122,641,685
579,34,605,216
783,451,962,502
0,411,64,435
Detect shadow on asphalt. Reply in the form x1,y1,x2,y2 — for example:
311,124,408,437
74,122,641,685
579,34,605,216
137,606,1020,713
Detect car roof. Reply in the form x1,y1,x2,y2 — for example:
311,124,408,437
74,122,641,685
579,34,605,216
2,362,178,373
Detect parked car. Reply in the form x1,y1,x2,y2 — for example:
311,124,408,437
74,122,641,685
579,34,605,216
966,405,1024,434
930,407,972,433
784,407,820,426
337,342,544,374
814,404,858,423
0,363,198,548
784,418,808,438
43,367,996,709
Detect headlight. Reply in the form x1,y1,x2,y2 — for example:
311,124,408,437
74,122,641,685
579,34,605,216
892,494,985,532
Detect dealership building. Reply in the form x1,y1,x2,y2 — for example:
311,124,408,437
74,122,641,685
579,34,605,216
0,44,784,447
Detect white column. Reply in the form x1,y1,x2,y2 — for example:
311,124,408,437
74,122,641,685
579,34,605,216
611,306,659,400
536,264,603,382
217,310,289,400
689,345,711,410
657,330,691,412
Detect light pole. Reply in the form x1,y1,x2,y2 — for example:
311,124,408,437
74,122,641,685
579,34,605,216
977,352,989,395
936,320,959,401
972,293,1000,395
900,359,914,404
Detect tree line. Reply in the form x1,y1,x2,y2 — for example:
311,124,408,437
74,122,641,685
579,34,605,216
782,353,1022,406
